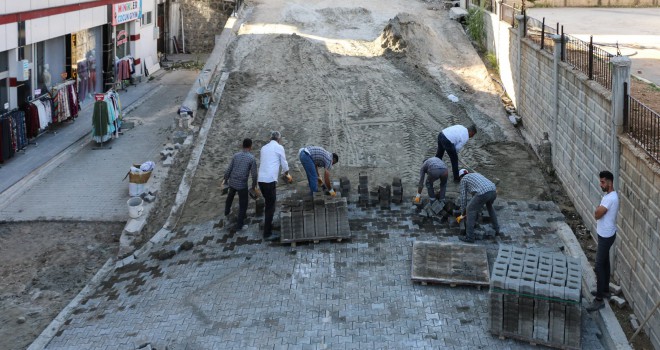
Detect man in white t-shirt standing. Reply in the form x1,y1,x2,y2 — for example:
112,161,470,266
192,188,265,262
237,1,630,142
586,170,620,312
258,131,292,242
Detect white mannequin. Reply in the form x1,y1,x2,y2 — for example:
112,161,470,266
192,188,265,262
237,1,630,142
42,64,52,89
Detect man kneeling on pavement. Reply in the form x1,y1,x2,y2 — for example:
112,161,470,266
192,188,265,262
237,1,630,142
457,169,500,243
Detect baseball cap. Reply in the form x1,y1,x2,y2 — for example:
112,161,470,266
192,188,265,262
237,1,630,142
458,169,469,177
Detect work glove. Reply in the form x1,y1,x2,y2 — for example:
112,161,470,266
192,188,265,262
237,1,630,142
456,215,465,224
328,189,337,197
413,194,421,204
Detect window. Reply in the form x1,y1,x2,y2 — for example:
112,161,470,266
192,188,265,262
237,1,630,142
141,11,152,26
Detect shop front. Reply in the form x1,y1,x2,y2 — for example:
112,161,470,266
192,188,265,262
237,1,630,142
112,1,142,87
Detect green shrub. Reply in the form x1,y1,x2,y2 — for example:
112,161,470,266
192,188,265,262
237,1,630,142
466,6,485,51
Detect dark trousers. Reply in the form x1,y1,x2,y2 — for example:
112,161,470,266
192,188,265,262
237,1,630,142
466,190,499,239
435,132,460,181
595,234,616,299
258,181,277,237
225,187,248,230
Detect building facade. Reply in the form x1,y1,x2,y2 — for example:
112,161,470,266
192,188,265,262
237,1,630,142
0,0,165,112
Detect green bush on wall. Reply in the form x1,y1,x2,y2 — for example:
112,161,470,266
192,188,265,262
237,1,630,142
466,5,485,51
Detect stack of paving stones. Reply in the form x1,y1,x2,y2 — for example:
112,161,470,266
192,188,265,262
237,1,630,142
378,184,391,209
280,194,350,245
358,174,369,206
339,176,351,200
490,245,582,349
391,177,403,204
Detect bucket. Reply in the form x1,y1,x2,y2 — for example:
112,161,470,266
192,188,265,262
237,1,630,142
127,197,144,218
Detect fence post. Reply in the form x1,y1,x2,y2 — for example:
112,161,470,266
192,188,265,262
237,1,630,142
610,56,631,187
515,14,525,109
588,36,594,80
623,82,629,133
551,34,563,162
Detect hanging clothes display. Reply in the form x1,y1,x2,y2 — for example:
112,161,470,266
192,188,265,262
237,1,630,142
0,110,28,163
116,56,135,82
50,80,79,123
91,90,122,143
23,94,54,138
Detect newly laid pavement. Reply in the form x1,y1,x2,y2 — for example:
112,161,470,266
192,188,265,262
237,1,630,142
0,68,197,222
42,196,606,349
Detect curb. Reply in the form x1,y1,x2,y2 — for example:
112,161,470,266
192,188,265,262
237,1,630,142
553,222,631,349
27,8,247,349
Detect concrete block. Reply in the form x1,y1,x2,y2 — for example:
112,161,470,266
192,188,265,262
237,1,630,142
564,304,582,348
520,275,535,294
609,282,622,295
549,303,566,345
489,292,503,333
505,272,521,292
503,294,520,334
519,297,535,339
629,314,640,331
535,279,550,296
281,211,293,241
564,280,581,302
325,202,338,237
314,205,327,238
610,296,627,308
336,198,350,237
303,210,315,238
291,208,304,241
534,299,550,342
550,281,565,299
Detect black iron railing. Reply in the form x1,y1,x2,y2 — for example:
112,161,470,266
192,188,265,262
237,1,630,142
562,33,613,90
525,16,556,55
624,82,660,163
499,2,521,27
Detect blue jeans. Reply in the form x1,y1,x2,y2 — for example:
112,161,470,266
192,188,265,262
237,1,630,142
299,151,318,194
466,190,499,239
436,132,459,181
595,234,616,299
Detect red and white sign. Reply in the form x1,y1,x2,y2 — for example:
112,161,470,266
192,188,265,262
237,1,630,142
95,94,105,101
116,30,128,47
112,0,142,26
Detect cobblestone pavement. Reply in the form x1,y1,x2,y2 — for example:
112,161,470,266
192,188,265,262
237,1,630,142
44,193,605,349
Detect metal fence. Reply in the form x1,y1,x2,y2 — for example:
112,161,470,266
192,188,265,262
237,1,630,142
499,2,521,27
562,34,613,90
624,83,660,163
470,0,494,13
525,16,556,55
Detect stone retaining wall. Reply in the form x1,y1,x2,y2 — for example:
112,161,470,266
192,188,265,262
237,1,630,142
180,0,230,53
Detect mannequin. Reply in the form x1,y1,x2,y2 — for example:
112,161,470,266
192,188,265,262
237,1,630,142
42,64,52,90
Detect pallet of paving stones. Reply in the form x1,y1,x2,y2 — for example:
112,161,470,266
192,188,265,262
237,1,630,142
279,193,351,246
410,241,490,290
489,245,582,350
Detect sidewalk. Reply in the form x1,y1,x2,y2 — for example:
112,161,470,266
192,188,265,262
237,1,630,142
0,68,197,221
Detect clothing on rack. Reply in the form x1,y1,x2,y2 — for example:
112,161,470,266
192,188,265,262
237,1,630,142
0,110,28,163
116,56,135,82
23,95,53,138
91,90,122,143
50,80,79,123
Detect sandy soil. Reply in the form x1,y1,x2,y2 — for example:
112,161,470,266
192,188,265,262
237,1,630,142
0,221,121,350
178,0,548,226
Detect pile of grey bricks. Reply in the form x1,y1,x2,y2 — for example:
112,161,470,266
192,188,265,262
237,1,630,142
391,177,403,204
490,245,582,349
358,174,369,206
339,177,351,199
280,193,350,244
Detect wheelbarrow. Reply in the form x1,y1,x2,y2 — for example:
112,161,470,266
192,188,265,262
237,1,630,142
196,77,213,109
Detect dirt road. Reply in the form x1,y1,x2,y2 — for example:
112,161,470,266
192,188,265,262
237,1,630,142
178,0,547,225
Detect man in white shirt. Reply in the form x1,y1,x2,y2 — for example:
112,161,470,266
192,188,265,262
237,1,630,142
258,131,292,241
586,170,620,312
435,124,477,182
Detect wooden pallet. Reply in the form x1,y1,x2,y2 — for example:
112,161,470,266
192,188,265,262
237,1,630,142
491,330,580,350
411,241,490,288
280,236,348,247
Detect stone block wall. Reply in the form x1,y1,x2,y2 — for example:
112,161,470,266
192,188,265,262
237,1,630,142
180,0,229,53
503,22,660,348
616,138,660,348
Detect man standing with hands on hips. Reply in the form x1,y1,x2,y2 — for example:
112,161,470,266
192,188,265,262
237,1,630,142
258,131,292,242
586,170,620,312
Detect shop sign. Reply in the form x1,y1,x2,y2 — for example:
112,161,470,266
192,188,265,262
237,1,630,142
112,0,142,26
95,94,105,101
34,89,41,95
117,30,128,47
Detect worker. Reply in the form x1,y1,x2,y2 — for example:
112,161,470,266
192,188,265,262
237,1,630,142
258,131,292,242
223,138,258,232
415,157,449,204
456,169,500,243
435,124,477,182
298,146,338,196
586,170,619,312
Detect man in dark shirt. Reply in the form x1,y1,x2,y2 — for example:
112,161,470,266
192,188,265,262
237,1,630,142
223,138,258,231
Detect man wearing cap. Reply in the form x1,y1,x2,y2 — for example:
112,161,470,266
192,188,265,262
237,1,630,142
223,138,258,232
436,124,477,182
457,169,499,243
299,146,339,196
258,131,292,241
415,157,449,204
